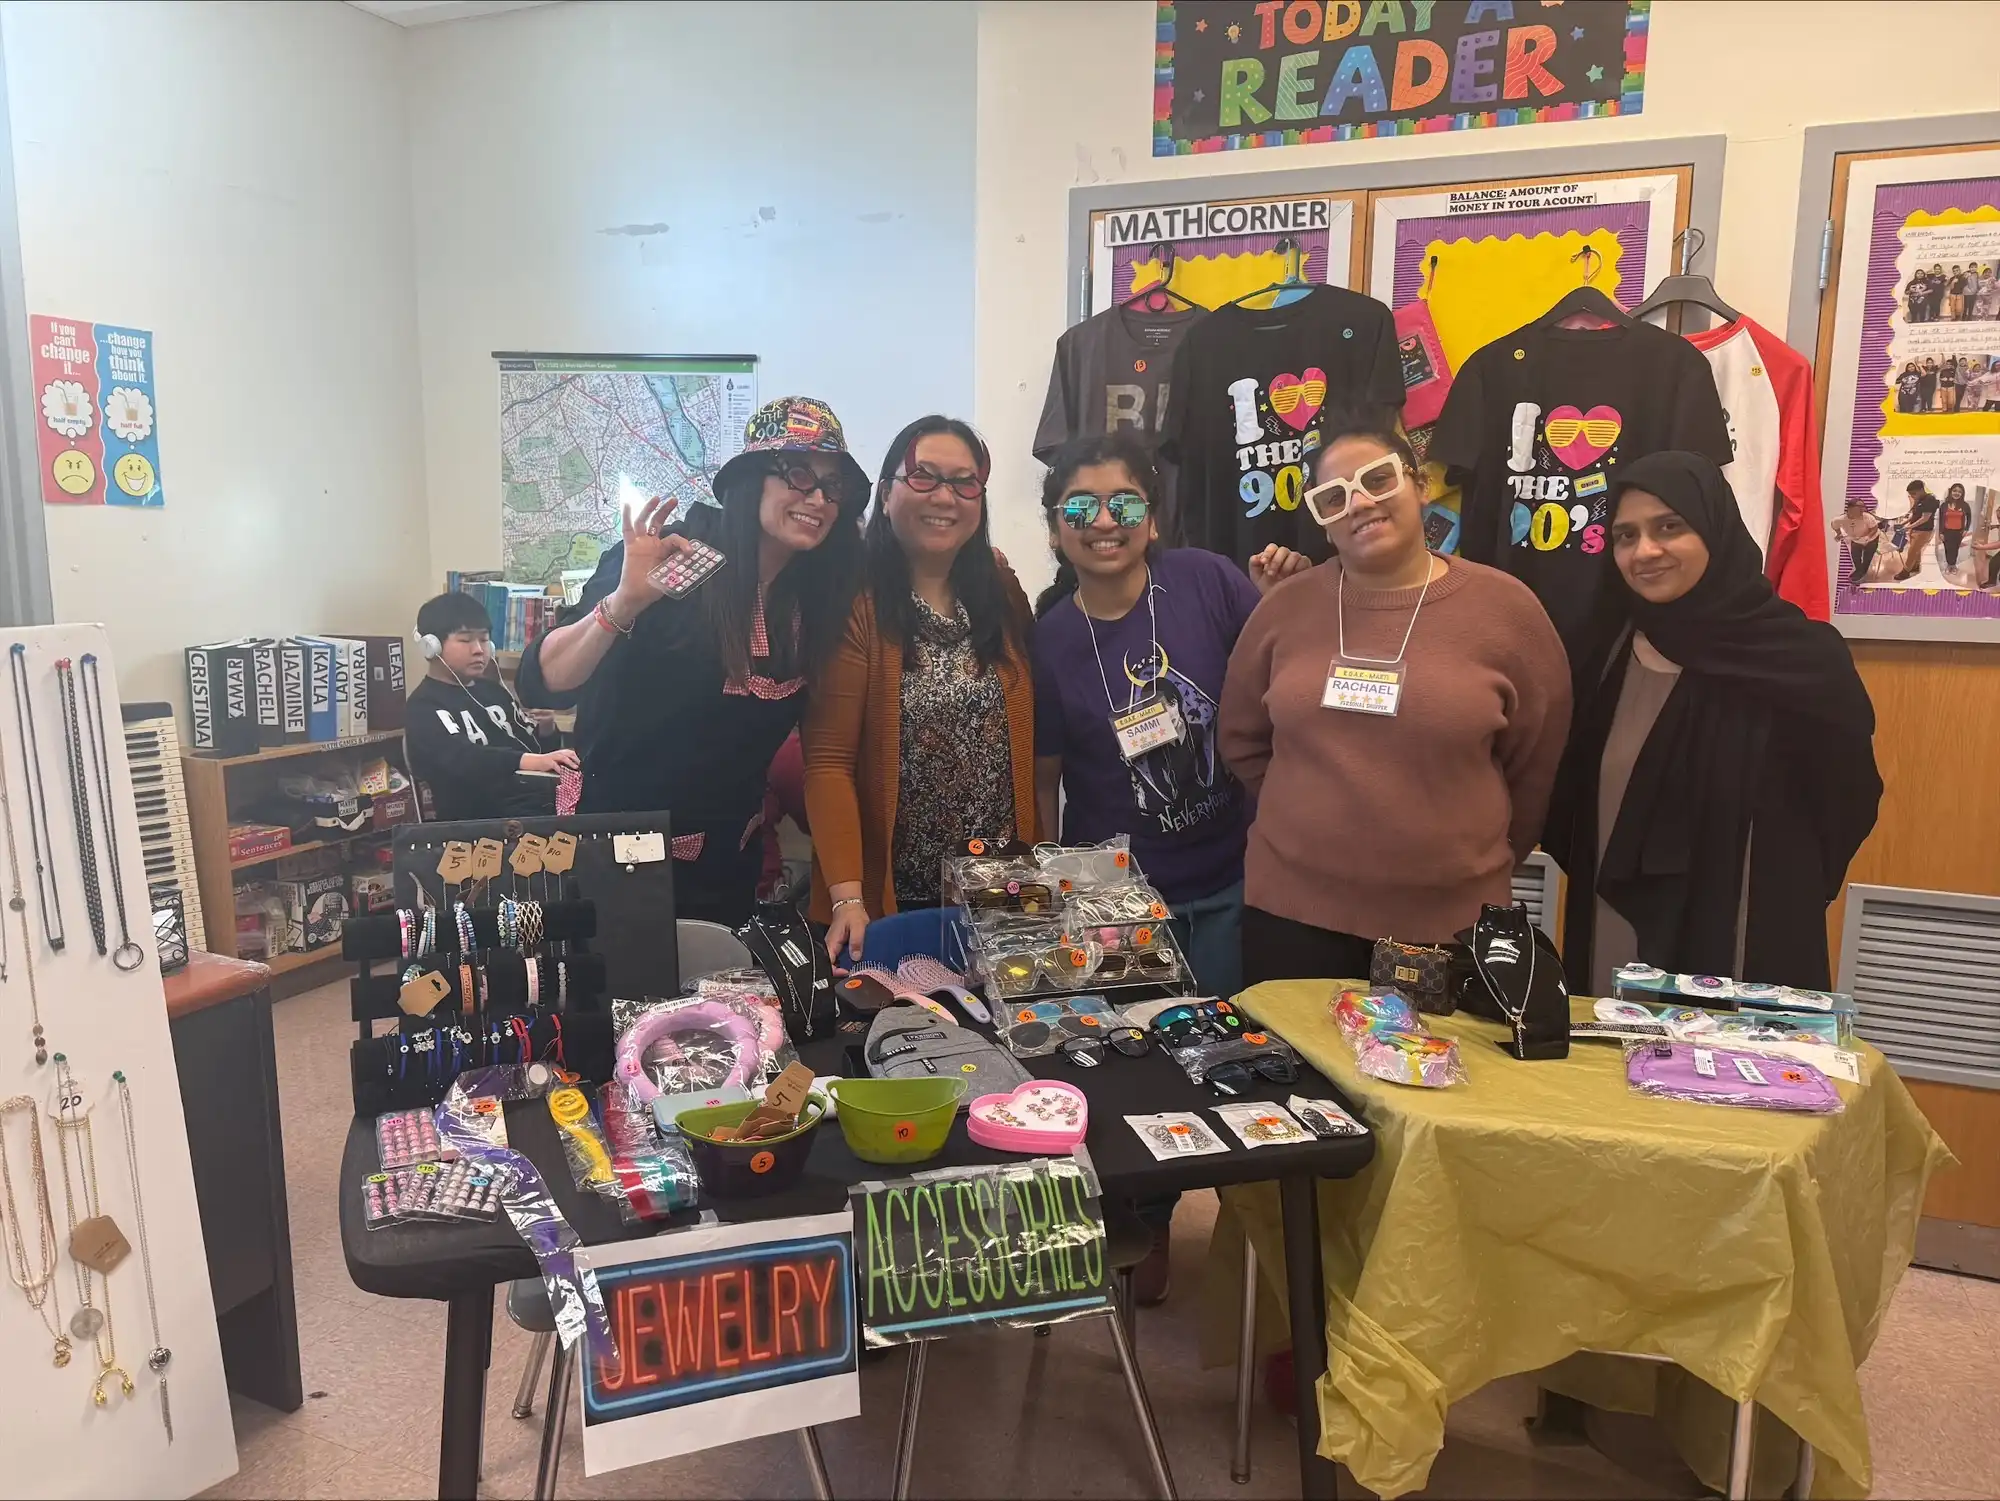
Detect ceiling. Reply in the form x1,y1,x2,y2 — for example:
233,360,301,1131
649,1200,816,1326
347,0,558,25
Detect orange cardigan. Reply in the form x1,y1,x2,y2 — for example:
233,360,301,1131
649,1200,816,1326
802,571,1040,922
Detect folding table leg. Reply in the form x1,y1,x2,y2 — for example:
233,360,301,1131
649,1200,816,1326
437,1285,494,1501
891,1340,930,1501
798,1426,835,1501
1104,1305,1179,1499
1793,1437,1816,1500
1231,1239,1259,1485
1279,1173,1339,1501
1726,1398,1756,1501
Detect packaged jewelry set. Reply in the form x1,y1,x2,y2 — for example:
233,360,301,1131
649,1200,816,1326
2,637,176,1434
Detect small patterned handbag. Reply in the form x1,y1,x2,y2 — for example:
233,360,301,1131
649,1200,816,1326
1370,938,1454,1016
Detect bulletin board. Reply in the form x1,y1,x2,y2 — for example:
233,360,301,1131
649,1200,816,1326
1364,166,1689,374
1085,190,1365,313
1810,141,2000,642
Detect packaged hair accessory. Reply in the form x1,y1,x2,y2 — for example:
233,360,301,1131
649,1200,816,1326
1353,1028,1466,1088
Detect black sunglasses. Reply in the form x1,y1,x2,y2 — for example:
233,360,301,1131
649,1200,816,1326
775,460,858,508
1204,1053,1299,1096
1057,1026,1151,1068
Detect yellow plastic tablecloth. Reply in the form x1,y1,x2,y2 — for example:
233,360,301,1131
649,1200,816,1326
1208,981,1952,1500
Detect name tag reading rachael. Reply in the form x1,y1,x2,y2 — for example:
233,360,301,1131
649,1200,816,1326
1323,664,1404,716
1110,692,1185,760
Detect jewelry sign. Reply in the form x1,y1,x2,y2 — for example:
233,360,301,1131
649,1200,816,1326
854,1158,1109,1347
1155,1,1647,156
575,1213,858,1476
29,314,164,506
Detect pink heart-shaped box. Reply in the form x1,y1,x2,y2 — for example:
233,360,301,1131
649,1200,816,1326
966,1080,1089,1154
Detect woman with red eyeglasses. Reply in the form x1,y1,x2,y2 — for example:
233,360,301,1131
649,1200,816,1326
518,395,867,924
803,416,1041,964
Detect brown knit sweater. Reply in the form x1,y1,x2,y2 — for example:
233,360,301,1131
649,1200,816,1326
1217,557,1571,944
801,571,1040,922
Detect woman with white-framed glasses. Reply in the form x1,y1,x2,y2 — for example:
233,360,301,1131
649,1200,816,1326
802,416,1040,964
1218,413,1572,984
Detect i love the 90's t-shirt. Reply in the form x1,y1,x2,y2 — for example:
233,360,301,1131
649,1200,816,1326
1161,285,1403,569
1431,320,1731,673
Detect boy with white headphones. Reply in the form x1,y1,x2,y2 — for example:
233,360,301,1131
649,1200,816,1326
405,593,576,820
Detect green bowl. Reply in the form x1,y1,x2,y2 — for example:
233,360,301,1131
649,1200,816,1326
674,1097,825,1199
826,1076,966,1164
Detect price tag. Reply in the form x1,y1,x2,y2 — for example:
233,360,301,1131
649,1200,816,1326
1732,1056,1770,1086
469,838,506,881
399,969,451,1017
436,841,474,883
1692,1047,1716,1078
1108,691,1185,761
542,831,579,874
70,1215,132,1274
1322,664,1404,716
510,833,548,877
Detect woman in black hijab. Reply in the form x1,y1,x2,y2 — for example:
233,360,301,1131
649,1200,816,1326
1545,451,1881,993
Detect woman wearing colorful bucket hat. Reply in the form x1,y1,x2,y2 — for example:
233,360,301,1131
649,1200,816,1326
802,415,1041,964
520,395,869,922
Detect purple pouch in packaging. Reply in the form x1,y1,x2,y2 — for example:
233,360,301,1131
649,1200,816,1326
1626,1043,1842,1114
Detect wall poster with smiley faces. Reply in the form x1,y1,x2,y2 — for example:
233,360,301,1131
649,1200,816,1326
30,313,164,507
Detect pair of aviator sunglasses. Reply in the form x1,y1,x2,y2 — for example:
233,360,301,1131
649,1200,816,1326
774,460,859,509
900,464,987,501
1060,492,1151,530
1303,451,1406,527
990,942,1097,996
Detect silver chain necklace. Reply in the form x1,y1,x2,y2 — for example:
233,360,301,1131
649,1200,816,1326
115,1071,172,1439
52,1056,132,1406
0,1094,70,1365
0,689,51,1063
7,643,65,953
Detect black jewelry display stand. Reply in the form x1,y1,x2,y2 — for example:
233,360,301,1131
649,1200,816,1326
340,813,681,1114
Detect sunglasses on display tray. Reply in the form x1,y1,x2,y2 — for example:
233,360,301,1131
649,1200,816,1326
964,881,1060,916
1303,451,1407,527
1059,1027,1151,1068
1060,492,1151,530
1151,999,1245,1048
899,464,987,501
1203,1050,1301,1096
989,943,1098,996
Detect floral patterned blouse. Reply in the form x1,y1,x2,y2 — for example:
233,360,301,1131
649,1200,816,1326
892,593,1016,907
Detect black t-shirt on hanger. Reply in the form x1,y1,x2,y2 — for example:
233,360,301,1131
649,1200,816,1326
1160,285,1403,568
1431,319,1732,675
1035,302,1204,538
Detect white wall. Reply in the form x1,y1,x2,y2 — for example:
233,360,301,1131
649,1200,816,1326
405,0,978,581
3,0,429,707
975,0,2000,593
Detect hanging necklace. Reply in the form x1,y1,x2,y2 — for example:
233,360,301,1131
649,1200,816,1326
54,660,108,957
1336,557,1438,667
51,1056,133,1405
7,644,66,952
1079,566,1162,714
0,1094,71,1366
0,686,50,1065
81,657,146,971
113,1071,172,1439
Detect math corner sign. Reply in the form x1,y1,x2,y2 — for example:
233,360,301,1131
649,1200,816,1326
575,1212,858,1477
1156,1,1647,156
30,314,164,506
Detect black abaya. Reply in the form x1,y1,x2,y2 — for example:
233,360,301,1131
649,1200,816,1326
1544,451,1882,991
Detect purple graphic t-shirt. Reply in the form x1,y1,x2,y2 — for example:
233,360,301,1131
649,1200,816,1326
1032,547,1263,905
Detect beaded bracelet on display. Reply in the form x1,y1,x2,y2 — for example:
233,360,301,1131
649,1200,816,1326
419,907,437,958
454,903,476,955
397,909,415,960
497,899,518,950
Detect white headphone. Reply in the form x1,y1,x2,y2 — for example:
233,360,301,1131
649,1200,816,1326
414,629,443,660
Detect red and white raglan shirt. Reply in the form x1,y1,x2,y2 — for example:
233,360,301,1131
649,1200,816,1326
1683,317,1830,620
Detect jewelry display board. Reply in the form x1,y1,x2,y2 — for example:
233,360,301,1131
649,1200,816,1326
0,624,236,1497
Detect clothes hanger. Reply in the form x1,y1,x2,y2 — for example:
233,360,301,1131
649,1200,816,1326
1630,228,1742,326
1220,236,1316,312
1121,242,1197,314
1537,245,1630,329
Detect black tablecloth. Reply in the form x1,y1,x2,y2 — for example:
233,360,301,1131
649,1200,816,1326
343,1021,1374,1302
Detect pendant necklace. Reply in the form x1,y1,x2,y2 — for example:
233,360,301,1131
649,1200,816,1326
81,657,147,972
54,659,108,957
51,1056,133,1405
0,685,50,1064
0,1094,72,1366
7,644,66,952
114,1071,172,1439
